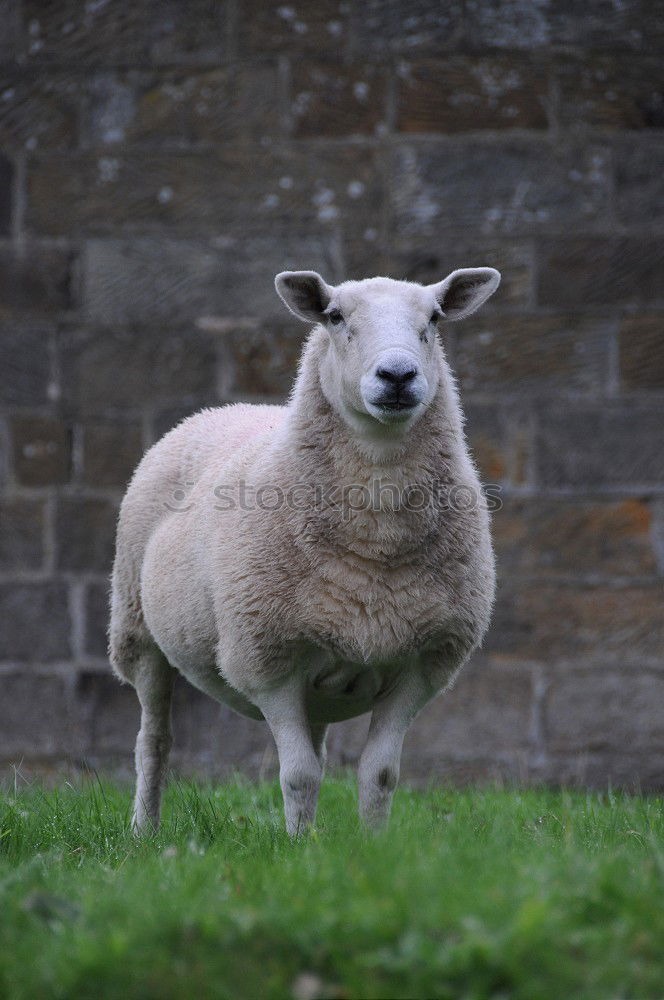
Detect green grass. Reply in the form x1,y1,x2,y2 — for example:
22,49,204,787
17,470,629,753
1,777,664,999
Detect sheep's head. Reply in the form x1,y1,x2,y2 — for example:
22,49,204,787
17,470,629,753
275,269,500,437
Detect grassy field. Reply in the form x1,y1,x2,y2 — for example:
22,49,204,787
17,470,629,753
1,776,664,999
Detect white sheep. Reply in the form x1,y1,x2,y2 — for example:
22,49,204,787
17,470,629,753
109,267,500,834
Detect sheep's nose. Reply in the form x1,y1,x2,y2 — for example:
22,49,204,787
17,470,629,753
375,364,417,388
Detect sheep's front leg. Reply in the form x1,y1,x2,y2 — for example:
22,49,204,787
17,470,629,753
256,682,323,836
358,671,433,828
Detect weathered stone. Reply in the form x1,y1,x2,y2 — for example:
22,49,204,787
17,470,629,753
221,322,306,400
390,238,534,309
390,140,611,238
0,582,71,660
535,403,664,489
290,62,387,138
0,243,74,318
60,326,218,416
11,415,72,486
82,237,340,326
172,680,268,766
77,672,139,755
463,403,534,488
238,0,352,56
0,0,19,63
454,315,612,394
489,581,664,663
0,73,79,152
545,671,664,753
0,673,73,756
83,422,144,489
0,498,44,570
404,657,534,758
0,153,12,235
464,0,664,53
620,316,664,390
82,66,280,148
353,0,463,54
537,237,664,307
556,56,664,130
493,497,658,578
22,0,228,66
27,148,383,244
0,324,52,406
615,138,664,227
55,498,118,573
396,57,548,133
84,582,109,659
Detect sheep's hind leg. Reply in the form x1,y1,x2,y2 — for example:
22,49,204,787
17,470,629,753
256,682,323,837
131,646,176,833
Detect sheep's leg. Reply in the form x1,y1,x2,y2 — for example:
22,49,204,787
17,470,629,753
311,723,328,772
256,683,323,836
358,671,432,828
132,648,176,833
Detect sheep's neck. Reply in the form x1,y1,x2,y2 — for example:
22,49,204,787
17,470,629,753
283,371,464,565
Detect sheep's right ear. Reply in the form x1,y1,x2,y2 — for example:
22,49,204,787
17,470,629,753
275,271,334,323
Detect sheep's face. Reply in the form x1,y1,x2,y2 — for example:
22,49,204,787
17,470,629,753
275,270,500,436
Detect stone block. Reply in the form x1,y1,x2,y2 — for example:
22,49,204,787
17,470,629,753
396,57,548,133
22,0,228,66
238,0,353,56
60,326,218,416
0,153,13,235
11,415,72,486
537,236,664,307
464,403,532,488
221,321,305,400
0,324,52,406
0,73,79,152
389,238,534,309
0,673,73,756
0,582,71,660
489,580,664,663
290,61,388,138
0,243,74,319
615,138,664,227
535,403,664,489
493,497,658,578
463,0,664,53
454,314,612,395
0,0,19,63
82,236,340,326
619,316,664,391
0,498,44,570
390,140,611,238
82,422,144,489
404,657,534,759
556,56,664,130
352,0,463,54
84,581,109,659
82,66,280,149
77,672,139,754
545,671,664,753
27,147,383,245
55,498,118,573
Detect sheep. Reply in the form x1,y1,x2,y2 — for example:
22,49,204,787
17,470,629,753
109,267,500,835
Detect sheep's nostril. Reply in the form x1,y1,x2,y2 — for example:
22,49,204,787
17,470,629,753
376,367,417,385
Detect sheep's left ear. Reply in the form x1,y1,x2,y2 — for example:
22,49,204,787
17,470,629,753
429,267,501,321
275,270,334,323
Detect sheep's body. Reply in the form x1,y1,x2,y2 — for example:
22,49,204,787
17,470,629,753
110,271,499,833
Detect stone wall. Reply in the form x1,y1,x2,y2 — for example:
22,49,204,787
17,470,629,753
1,0,663,788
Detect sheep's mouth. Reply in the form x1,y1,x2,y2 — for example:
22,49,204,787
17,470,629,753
371,393,420,413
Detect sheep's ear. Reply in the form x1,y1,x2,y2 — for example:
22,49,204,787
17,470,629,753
275,270,334,323
430,267,501,321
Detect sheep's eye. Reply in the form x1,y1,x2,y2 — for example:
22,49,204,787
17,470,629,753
327,309,343,325
430,311,440,325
